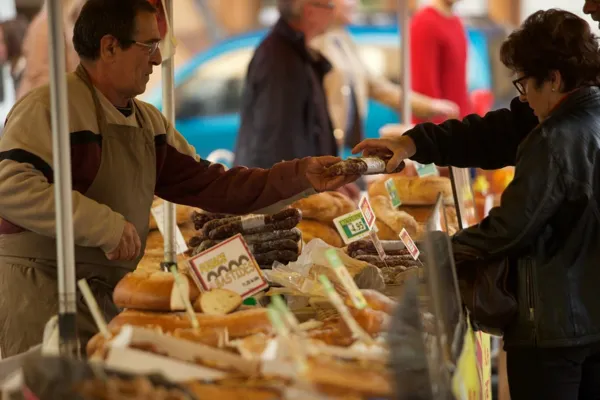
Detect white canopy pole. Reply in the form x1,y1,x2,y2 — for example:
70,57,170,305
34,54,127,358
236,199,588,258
398,0,411,122
47,0,78,357
161,0,177,269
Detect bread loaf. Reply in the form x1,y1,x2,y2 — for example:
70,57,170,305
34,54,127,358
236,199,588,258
368,175,453,205
291,192,355,223
370,195,420,238
297,219,343,247
113,270,200,312
107,309,273,339
374,220,399,241
194,288,242,315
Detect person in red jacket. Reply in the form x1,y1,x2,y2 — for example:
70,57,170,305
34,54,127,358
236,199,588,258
410,0,470,124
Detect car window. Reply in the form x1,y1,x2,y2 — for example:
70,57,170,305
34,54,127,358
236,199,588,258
175,48,254,119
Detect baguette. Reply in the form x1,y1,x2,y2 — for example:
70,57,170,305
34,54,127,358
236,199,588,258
107,309,273,339
370,195,420,237
113,270,200,312
194,288,242,315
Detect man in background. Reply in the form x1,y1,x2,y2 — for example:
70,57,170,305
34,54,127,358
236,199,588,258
234,0,337,168
584,0,600,21
410,0,470,124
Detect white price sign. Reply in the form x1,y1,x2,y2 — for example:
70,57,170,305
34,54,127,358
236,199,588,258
151,205,188,254
188,234,268,299
399,228,420,260
333,210,371,244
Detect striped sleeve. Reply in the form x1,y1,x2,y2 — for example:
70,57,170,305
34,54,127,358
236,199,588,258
0,97,125,253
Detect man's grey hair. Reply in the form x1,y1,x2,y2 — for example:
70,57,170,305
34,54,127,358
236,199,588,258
278,0,305,20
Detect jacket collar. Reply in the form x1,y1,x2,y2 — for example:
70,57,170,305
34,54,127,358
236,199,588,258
548,86,600,119
273,17,332,76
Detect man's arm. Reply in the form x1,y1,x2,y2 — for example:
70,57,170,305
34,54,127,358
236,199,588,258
0,101,125,253
405,97,538,169
234,49,305,168
453,131,563,256
155,121,316,215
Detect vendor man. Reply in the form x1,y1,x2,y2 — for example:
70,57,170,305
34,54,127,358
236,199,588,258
0,0,358,358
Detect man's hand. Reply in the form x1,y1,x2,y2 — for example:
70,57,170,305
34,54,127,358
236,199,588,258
429,99,460,120
584,0,600,24
304,156,361,192
352,136,417,173
105,221,142,261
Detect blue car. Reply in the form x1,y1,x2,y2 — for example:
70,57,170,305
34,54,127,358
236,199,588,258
144,21,512,165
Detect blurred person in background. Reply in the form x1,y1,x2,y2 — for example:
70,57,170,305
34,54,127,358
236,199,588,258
0,17,28,90
356,9,600,398
16,0,86,99
584,0,600,22
234,0,338,169
311,0,458,151
410,0,470,123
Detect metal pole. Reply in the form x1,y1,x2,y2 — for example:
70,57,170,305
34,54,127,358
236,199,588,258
48,0,78,357
398,0,411,122
161,0,177,270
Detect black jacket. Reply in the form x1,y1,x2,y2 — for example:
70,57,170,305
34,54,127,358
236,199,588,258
234,18,337,168
407,87,600,348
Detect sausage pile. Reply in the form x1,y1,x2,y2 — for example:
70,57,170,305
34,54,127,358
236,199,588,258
347,239,423,285
188,209,303,269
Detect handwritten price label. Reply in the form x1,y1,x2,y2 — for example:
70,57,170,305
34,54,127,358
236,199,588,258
358,196,376,229
399,228,420,260
188,234,267,299
385,178,402,208
333,210,370,244
414,162,439,178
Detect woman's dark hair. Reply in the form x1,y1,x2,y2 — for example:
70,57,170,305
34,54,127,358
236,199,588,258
500,9,600,91
0,16,28,60
73,0,156,61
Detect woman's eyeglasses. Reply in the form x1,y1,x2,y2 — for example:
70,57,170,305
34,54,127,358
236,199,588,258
512,76,529,95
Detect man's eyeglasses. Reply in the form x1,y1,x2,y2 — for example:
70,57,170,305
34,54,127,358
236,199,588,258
128,40,160,55
512,76,529,96
307,1,335,9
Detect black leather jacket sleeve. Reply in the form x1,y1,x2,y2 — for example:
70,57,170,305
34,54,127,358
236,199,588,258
453,129,565,256
404,97,539,169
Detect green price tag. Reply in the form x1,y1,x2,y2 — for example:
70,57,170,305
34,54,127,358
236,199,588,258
318,274,335,292
325,248,344,268
416,163,439,178
333,210,370,244
267,304,288,336
385,178,402,208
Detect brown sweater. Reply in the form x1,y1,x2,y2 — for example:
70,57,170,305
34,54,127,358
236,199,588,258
0,72,315,253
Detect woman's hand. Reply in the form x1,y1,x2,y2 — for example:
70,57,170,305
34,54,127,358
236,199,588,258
352,136,417,173
303,156,360,192
429,99,460,120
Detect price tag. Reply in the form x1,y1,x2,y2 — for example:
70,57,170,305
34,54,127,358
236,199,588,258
271,295,301,332
415,162,439,178
385,178,402,208
333,210,370,244
358,196,376,229
151,205,188,254
399,228,420,260
318,275,373,345
188,234,268,299
324,249,368,310
369,230,387,262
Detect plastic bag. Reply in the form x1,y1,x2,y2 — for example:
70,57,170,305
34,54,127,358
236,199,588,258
263,239,385,300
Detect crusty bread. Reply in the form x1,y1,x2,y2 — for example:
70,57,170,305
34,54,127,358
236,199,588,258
292,192,356,223
297,219,343,247
113,270,200,312
194,289,242,315
375,220,399,241
107,309,273,339
368,175,453,206
370,196,419,238
148,198,197,230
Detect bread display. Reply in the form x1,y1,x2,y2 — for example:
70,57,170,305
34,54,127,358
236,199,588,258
368,175,454,205
374,220,399,240
297,219,343,248
113,270,200,312
291,191,355,223
194,288,242,315
370,195,420,238
188,209,303,269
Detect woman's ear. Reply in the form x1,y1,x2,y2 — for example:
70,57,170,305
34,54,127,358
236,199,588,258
550,70,563,92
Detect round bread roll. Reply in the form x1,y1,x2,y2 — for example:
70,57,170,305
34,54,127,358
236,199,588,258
113,270,200,311
368,175,453,206
370,195,420,238
292,192,356,223
297,219,343,247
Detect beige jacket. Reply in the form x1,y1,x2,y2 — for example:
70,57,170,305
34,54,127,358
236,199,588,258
311,28,436,138
16,0,82,100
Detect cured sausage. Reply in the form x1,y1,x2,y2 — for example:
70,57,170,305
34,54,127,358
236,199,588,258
326,157,406,177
